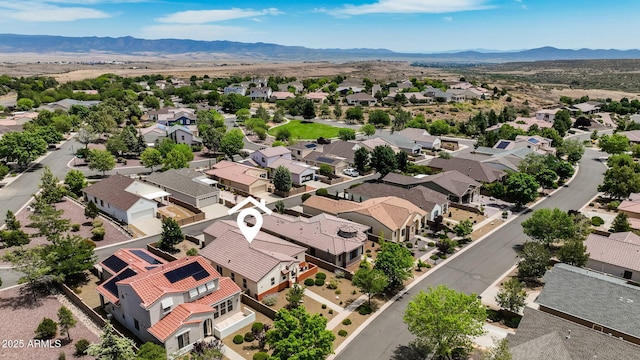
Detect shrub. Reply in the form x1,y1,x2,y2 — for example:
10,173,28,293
35,317,57,340
338,330,348,337
365,249,371,253
504,316,522,328
244,332,255,342
342,318,352,325
326,278,339,290
233,335,244,344
71,223,81,232
315,272,327,280
430,254,439,260
1,230,30,247
357,304,372,315
591,216,605,226
262,294,277,306
427,241,435,247
425,264,432,268
315,188,328,196
608,201,621,211
304,278,315,286
405,242,413,249
352,290,357,295
251,322,264,333
253,352,269,360
301,193,311,202
321,304,327,309
186,248,198,256
58,352,66,360
91,220,103,228
335,289,341,295
315,278,325,286
439,254,448,260
328,309,334,314
91,226,105,241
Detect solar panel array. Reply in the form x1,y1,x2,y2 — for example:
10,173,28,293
131,249,163,265
103,268,137,298
164,262,210,284
496,141,510,149
528,137,540,144
317,157,335,164
305,143,317,148
102,255,128,273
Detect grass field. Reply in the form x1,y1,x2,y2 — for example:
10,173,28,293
268,120,343,139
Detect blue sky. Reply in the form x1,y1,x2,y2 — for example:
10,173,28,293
0,0,637,53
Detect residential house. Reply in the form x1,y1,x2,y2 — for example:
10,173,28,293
567,101,601,115
336,80,365,94
201,220,310,300
425,89,465,103
148,107,197,126
354,137,399,153
346,182,448,221
250,146,292,167
618,130,640,144
536,263,640,345
508,307,640,360
304,92,328,103
346,92,376,106
260,213,369,268
584,232,640,282
382,171,480,204
288,141,322,161
97,248,167,282
270,92,294,102
96,255,251,357
42,99,100,112
427,157,506,184
83,174,168,224
144,169,220,209
630,114,640,124
167,125,201,146
302,196,428,242
248,87,273,101
223,84,246,96
278,82,304,94
267,158,316,185
395,128,441,150
462,146,535,172
140,124,168,147
493,135,556,156
535,108,560,122
303,151,349,175
206,161,270,196
449,81,473,90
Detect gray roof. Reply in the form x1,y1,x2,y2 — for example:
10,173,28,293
421,170,480,197
347,182,447,214
427,157,505,183
536,263,640,340
320,141,358,163
83,174,140,211
508,308,640,360
144,169,219,198
381,172,425,187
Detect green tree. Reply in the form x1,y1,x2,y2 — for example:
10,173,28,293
338,128,356,141
17,98,35,111
85,201,99,220
5,209,21,231
44,235,97,281
38,166,65,204
599,165,640,199
429,119,451,136
557,239,589,267
274,200,286,214
360,123,376,137
235,108,251,122
521,208,575,248
319,164,333,176
106,135,127,156
374,240,414,290
404,285,486,359
535,168,557,190
370,145,398,179
302,99,316,119
255,105,270,121
495,278,527,313
87,321,136,360
221,93,251,113
3,246,52,301
158,217,183,253
88,149,116,176
57,306,77,341
611,212,632,232
483,338,512,360
599,133,630,154
517,241,550,282
352,262,388,306
368,110,391,127
35,317,57,340
555,161,575,180
354,147,370,173
266,306,335,360
285,283,305,309
156,138,176,157
64,169,87,197
453,219,473,238
504,172,539,208
517,153,548,176
273,166,292,192
28,204,70,243
140,148,163,172
558,139,585,163
333,103,343,119
396,151,409,172
163,148,188,170
0,131,48,168
220,129,245,159
201,126,224,152
552,109,572,137
136,342,167,360
345,107,364,123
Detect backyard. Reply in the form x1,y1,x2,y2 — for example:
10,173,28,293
267,120,344,140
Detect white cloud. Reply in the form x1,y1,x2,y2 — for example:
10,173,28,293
157,7,282,24
139,24,255,41
328,0,490,16
0,1,110,22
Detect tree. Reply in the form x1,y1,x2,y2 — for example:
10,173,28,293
106,135,127,156
558,139,585,163
163,148,188,170
0,131,48,168
136,342,167,360
429,120,451,136
354,147,370,173
517,241,550,282
557,239,589,267
255,105,270,121
374,240,414,290
64,169,87,197
17,97,35,111
599,133,630,154
338,128,356,141
76,126,98,149
57,306,77,341
404,285,486,359
38,166,65,204
535,168,557,190
599,165,640,199
517,153,548,176
504,172,539,208
201,126,224,152
360,123,376,137
87,321,136,360
396,151,409,172
285,283,305,309
301,98,316,119
220,128,244,159
274,200,286,214
345,107,364,123
273,166,292,192
3,246,52,300
611,212,632,232
368,110,391,127
453,219,473,238
483,338,512,360
35,317,57,340
5,210,20,231
88,149,116,176
555,161,575,180
370,145,398,179
85,201,99,220
28,204,70,243
333,103,343,119
266,306,335,360
45,235,97,281
140,148,163,172
221,93,251,113
521,208,575,248
392,108,412,131
552,109,572,137
158,217,183,253
352,262,388,306
495,278,527,313
235,108,251,122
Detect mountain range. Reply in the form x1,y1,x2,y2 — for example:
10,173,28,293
1,34,640,63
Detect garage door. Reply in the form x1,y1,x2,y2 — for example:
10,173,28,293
129,208,155,223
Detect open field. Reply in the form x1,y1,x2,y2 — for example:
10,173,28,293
268,120,344,139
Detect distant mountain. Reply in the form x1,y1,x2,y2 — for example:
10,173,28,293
1,34,640,63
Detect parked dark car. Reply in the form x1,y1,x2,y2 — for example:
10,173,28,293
317,137,332,144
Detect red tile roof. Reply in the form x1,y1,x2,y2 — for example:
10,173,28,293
194,278,241,306
147,303,213,342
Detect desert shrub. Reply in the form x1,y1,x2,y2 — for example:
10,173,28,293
338,330,348,337
608,201,621,210
244,332,255,342
315,278,325,286
301,193,311,202
91,226,105,241
304,278,315,286
326,278,339,290
315,272,327,280
335,289,341,295
335,270,345,278
251,322,264,333
58,352,65,360
430,254,439,260
74,338,90,355
342,318,352,325
233,335,244,344
352,290,357,295
405,242,413,248
591,216,605,226
321,304,327,309
315,188,328,196
328,309,334,314
1,230,30,247
262,294,278,306
186,248,198,256
71,223,81,232
427,241,435,247
357,304,372,315
92,220,103,228
253,352,269,360
35,318,57,340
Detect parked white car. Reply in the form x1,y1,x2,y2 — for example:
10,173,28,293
343,168,359,177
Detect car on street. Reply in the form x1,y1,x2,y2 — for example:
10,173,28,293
343,168,359,177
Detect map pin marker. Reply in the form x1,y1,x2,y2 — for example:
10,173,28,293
237,207,263,244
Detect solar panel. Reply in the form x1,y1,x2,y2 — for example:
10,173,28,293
496,141,510,149
317,157,335,164
305,143,317,149
103,268,137,298
102,255,128,273
164,262,209,283
131,249,163,265
528,137,540,144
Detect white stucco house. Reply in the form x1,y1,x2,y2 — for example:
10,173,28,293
250,146,292,167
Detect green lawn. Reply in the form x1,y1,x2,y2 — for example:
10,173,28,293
267,120,343,140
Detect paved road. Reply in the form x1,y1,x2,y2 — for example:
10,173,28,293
335,147,608,360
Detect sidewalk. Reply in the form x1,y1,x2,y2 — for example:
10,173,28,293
474,323,515,348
